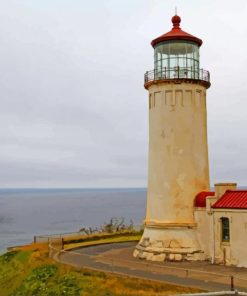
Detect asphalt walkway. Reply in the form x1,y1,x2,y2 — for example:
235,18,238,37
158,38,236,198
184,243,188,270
58,242,247,293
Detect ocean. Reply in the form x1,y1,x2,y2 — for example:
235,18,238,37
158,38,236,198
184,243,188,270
0,188,146,253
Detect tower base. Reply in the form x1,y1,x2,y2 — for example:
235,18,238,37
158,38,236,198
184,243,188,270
134,226,205,262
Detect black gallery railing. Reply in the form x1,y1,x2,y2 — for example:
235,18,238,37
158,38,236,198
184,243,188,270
144,67,210,84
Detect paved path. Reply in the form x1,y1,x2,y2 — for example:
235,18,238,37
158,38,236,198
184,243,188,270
58,242,247,293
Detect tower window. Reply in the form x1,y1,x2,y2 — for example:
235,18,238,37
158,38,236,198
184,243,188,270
149,94,152,109
221,217,230,242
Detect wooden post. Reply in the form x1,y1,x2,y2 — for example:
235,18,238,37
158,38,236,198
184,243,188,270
231,275,234,291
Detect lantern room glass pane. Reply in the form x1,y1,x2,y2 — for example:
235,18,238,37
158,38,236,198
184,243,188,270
154,41,200,79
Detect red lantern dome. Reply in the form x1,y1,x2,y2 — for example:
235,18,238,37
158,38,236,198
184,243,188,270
151,15,202,48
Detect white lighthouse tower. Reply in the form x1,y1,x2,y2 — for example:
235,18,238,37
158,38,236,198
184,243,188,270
135,14,211,261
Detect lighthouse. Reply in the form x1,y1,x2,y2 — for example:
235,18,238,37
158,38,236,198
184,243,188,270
134,15,211,261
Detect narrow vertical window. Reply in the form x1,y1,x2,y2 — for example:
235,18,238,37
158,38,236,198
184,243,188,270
221,217,230,242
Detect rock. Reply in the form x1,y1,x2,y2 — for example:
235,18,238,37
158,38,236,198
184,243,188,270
163,247,196,254
163,239,171,248
185,252,205,261
174,254,183,261
152,254,166,262
138,251,144,259
146,247,165,253
169,240,181,248
139,251,150,259
140,237,150,247
146,253,154,261
169,254,175,261
135,244,145,251
152,241,163,248
142,252,150,259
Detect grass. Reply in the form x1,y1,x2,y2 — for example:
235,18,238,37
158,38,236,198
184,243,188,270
0,233,204,296
15,250,33,263
63,230,143,244
64,233,141,250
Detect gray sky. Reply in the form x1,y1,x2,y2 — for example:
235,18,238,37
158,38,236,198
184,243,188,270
0,0,246,188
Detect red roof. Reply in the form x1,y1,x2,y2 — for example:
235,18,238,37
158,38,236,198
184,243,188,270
194,191,215,207
212,190,247,209
151,15,202,48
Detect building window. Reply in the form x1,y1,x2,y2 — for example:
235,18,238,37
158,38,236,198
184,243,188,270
221,217,230,242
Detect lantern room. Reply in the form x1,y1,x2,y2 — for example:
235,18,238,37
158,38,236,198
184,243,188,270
154,40,200,79
144,15,210,86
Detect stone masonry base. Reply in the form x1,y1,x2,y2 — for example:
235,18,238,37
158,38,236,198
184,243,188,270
134,227,205,262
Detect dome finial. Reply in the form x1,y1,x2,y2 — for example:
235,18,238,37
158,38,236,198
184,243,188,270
175,6,177,15
171,13,181,29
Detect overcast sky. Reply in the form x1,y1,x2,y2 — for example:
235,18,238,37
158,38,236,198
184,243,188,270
0,0,246,188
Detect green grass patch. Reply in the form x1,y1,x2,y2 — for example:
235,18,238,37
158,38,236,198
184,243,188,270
11,264,81,296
